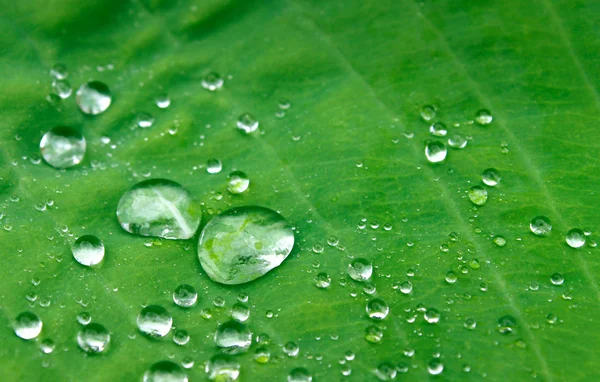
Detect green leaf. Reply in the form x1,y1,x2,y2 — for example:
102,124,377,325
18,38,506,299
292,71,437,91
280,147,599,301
1,0,599,380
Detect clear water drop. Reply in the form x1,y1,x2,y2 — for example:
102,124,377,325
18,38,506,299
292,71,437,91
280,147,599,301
468,186,487,206
117,179,201,240
427,359,444,375
288,367,312,382
315,272,331,289
77,323,110,353
173,329,190,346
493,235,507,247
366,298,389,320
40,126,86,169
550,273,564,285
424,308,440,324
448,134,467,149
420,104,436,121
72,235,104,266
198,206,294,285
52,80,72,99
347,258,372,282
530,216,552,236
227,171,250,194
76,81,112,115
214,320,252,354
206,159,222,174
425,141,447,163
482,168,501,186
205,355,240,381
236,113,259,133
40,338,55,354
464,318,477,330
173,284,197,308
14,312,42,340
566,228,586,248
155,94,171,109
77,312,92,325
475,109,493,125
144,361,188,382
429,122,447,137
137,112,155,128
365,325,383,343
202,72,224,91
137,305,173,338
399,281,412,295
445,271,457,284
498,315,516,334
231,302,250,322
374,362,396,381
283,341,300,357
254,347,271,364
50,63,68,79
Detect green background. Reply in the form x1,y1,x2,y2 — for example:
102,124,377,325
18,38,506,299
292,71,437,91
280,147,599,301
1,0,599,380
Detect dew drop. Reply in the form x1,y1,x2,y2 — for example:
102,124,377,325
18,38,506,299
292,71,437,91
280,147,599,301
137,112,155,128
448,134,467,149
424,308,440,324
374,362,396,381
144,361,188,382
365,325,383,343
464,318,476,330
288,367,312,382
315,272,331,289
40,338,55,354
50,63,68,79
117,179,201,240
493,235,507,247
445,271,457,284
429,122,447,137
215,321,252,354
72,235,104,266
14,312,42,340
530,216,552,236
227,171,250,194
475,109,493,125
77,323,110,353
468,186,487,206
425,141,447,163
550,273,564,285
155,94,171,109
77,312,92,325
231,302,250,322
52,80,72,99
40,126,86,169
566,228,586,248
347,258,373,282
76,81,111,115
236,113,259,134
283,341,300,357
206,159,222,174
399,281,412,295
420,104,436,121
254,347,271,364
427,359,444,375
498,315,516,334
202,72,224,91
366,298,389,320
206,355,240,381
482,168,501,186
173,329,190,346
137,305,173,338
173,284,197,308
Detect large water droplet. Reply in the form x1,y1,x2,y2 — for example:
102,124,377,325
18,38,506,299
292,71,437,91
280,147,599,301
425,141,447,163
468,186,487,206
172,284,197,308
429,122,447,137
214,320,252,354
425,308,440,323
475,109,493,125
498,315,516,334
530,216,552,236
347,258,372,282
231,302,250,322
77,323,110,353
366,298,389,320
137,305,173,338
14,312,42,340
236,113,259,133
227,171,250,194
374,362,396,381
202,72,224,91
288,367,312,382
427,359,444,375
40,126,86,169
117,179,201,240
144,361,188,382
493,235,507,247
198,206,294,285
72,235,104,266
206,355,240,381
206,159,222,174
76,81,111,115
482,168,501,186
566,228,586,248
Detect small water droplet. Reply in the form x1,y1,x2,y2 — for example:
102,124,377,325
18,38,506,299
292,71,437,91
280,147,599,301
498,315,516,334
206,159,222,174
427,359,444,375
72,235,104,266
365,325,383,343
202,72,224,91
227,171,250,194
231,302,250,322
482,168,501,186
77,323,110,353
236,113,259,133
366,298,389,320
475,109,493,125
283,341,300,357
445,271,457,284
420,104,436,121
424,308,440,324
77,312,92,325
493,235,507,247
429,122,447,137
464,318,476,330
173,329,190,346
550,273,564,285
468,186,487,206
137,112,155,128
447,134,467,149
399,281,412,295
254,346,271,364
530,216,552,236
347,258,373,282
40,126,86,169
425,141,447,163
137,305,173,338
50,63,68,79
14,312,42,340
76,81,111,115
374,362,396,381
315,272,331,289
566,228,586,248
288,367,312,382
144,361,188,382
52,80,72,99
40,338,55,354
173,284,197,308
205,355,240,381
155,94,171,109
214,321,252,354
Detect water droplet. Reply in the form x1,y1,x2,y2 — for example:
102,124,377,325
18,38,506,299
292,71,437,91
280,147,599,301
137,112,155,128
498,315,516,334
77,323,110,353
72,235,104,266
420,104,436,121
137,305,173,338
76,81,111,115
482,168,501,186
173,329,190,346
448,134,467,149
493,235,507,247
315,272,331,289
445,271,457,284
546,313,557,324
468,186,487,206
424,308,440,324
550,273,564,285
427,359,444,375
40,338,55,354
155,94,171,109
566,228,586,248
77,312,92,325
202,72,224,91
198,206,294,285
366,298,389,320
227,171,250,194
530,216,552,236
399,281,412,294
117,179,201,240
425,141,447,163
475,109,493,125
283,341,300,357
173,284,197,308
144,361,188,382
363,282,376,294
464,318,476,330
429,122,447,137
236,113,259,133
214,320,252,354
279,99,291,110
205,355,240,381
347,258,372,282
14,312,42,340
374,362,396,381
365,325,383,343
254,347,271,364
52,80,72,99
288,367,312,382
40,126,86,169
181,357,194,369
231,302,250,322
206,159,222,174
50,63,68,79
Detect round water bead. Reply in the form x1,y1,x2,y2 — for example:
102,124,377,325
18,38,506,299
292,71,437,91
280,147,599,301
498,315,516,334
173,329,190,346
530,216,552,236
427,359,444,375
136,112,155,128
231,302,250,322
374,362,396,381
366,298,389,320
50,63,68,79
468,186,488,206
347,258,372,282
254,346,271,364
425,141,447,163
14,312,42,340
72,235,104,266
198,206,294,285
429,122,447,137
214,320,252,354
52,80,72,99
420,104,436,121
144,361,188,382
493,235,507,247
315,272,331,289
365,325,383,343
77,323,110,353
205,355,240,381
137,305,173,338
173,284,197,308
206,159,222,174
40,126,86,169
566,228,586,248
288,367,312,382
76,81,112,115
155,94,171,109
236,113,259,133
227,171,250,194
40,338,55,354
475,109,493,125
482,168,501,186
202,72,224,91
448,134,467,149
117,179,201,240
